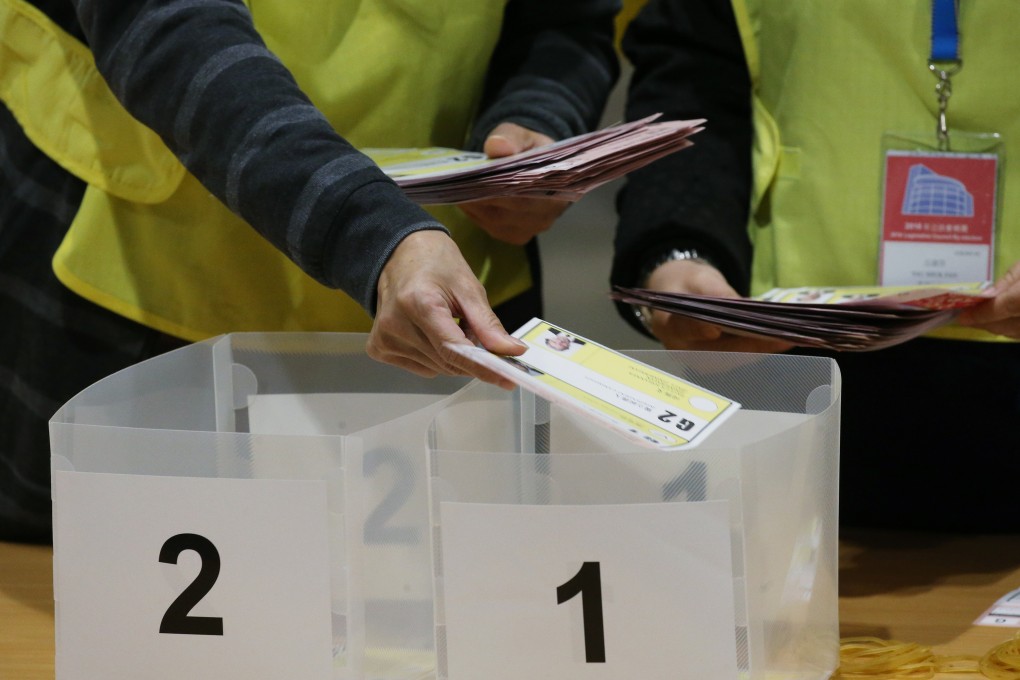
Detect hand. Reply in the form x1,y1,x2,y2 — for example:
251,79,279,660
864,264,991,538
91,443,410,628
366,229,528,388
458,122,572,245
642,259,795,353
956,261,1020,339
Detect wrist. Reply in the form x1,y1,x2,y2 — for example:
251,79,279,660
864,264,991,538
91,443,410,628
631,248,713,334
637,248,712,287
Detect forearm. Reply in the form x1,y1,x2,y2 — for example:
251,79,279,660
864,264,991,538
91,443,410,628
468,0,621,148
612,0,754,302
71,0,442,312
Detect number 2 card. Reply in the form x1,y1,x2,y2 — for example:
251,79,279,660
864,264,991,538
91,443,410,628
52,471,332,680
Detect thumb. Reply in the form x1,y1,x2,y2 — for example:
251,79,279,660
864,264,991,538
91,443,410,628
460,302,528,357
483,122,550,158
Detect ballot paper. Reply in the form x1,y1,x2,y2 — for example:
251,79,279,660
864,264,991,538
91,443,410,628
363,114,703,204
447,318,740,450
612,282,991,352
975,587,1020,628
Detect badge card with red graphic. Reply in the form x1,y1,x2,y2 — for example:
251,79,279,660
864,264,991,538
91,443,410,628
879,150,998,286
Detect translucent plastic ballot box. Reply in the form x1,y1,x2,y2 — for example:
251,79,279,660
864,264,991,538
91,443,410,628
428,349,841,680
49,333,468,680
49,333,840,680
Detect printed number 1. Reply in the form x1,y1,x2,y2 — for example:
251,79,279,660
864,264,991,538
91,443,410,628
556,561,606,663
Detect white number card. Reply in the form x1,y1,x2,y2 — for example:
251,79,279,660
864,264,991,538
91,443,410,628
975,587,1020,628
438,501,739,680
52,471,332,680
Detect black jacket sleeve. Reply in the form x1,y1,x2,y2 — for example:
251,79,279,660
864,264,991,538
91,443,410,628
611,0,755,333
469,0,621,149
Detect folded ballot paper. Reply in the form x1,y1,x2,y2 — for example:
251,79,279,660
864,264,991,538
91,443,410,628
612,282,991,352
448,318,740,450
363,114,703,204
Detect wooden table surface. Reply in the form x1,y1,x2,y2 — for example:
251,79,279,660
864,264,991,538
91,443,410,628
837,529,1020,678
3,530,1018,679
0,541,54,680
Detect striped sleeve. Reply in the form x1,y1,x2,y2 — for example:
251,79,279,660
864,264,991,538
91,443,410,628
70,0,444,314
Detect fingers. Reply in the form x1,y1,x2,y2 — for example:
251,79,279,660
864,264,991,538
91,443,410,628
653,312,794,353
673,334,795,354
662,335,795,353
463,123,567,244
368,290,520,390
460,197,570,245
418,284,525,390
458,299,529,358
366,303,452,376
655,310,723,341
366,230,522,389
642,258,793,353
483,122,554,158
957,262,1020,339
957,302,1020,338
646,258,735,298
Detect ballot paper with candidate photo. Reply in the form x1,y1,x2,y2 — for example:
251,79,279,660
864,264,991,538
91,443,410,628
613,282,991,352
363,114,704,204
447,319,740,450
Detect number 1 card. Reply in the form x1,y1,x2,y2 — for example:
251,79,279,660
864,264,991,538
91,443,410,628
438,501,739,680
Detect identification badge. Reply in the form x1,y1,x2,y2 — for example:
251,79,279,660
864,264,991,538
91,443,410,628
879,131,1001,286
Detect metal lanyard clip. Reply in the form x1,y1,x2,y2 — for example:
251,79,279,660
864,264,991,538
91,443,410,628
928,60,962,150
928,0,962,150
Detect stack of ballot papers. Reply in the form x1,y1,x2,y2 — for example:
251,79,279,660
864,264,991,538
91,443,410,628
612,283,991,351
363,114,703,204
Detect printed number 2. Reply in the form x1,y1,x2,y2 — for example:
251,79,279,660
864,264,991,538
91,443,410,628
657,410,695,432
159,533,224,636
363,448,415,545
556,561,606,663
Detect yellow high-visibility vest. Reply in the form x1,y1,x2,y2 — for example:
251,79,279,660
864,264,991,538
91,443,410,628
732,0,1019,341
0,0,528,340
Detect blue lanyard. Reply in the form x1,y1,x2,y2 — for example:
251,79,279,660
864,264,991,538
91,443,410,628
930,0,960,64
929,0,961,148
